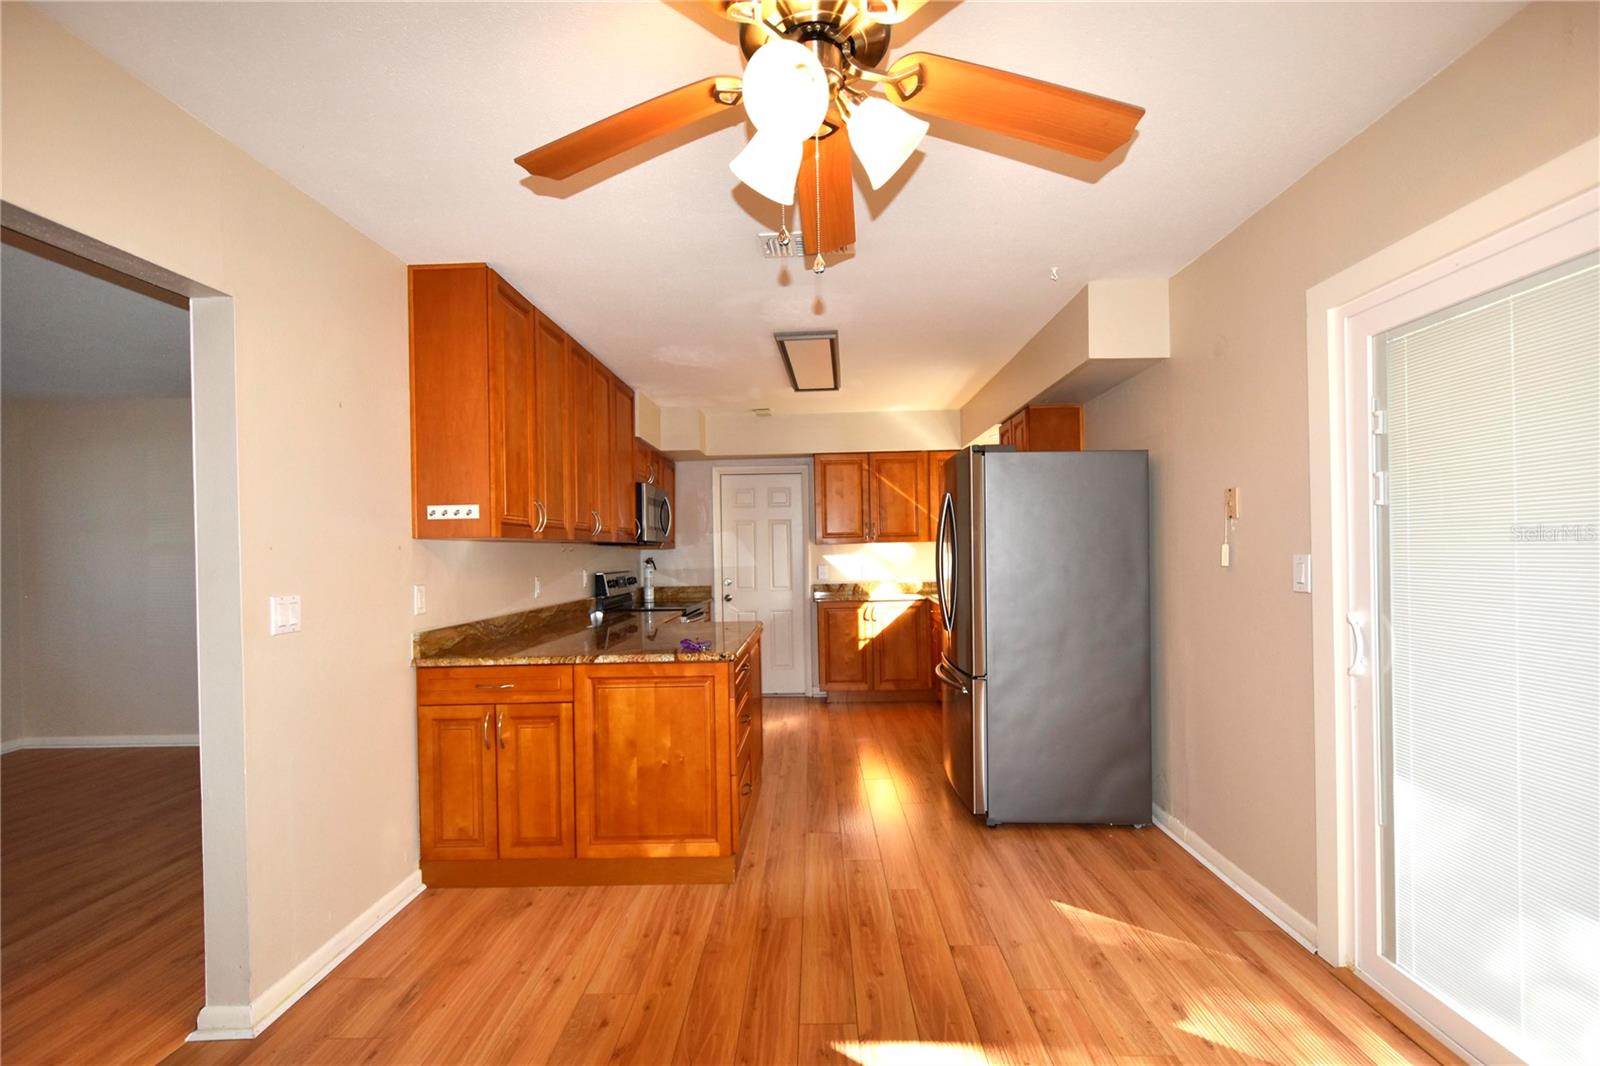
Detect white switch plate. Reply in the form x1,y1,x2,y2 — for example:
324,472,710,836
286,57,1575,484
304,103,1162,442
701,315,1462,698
412,584,427,615
425,504,480,521
533,576,542,599
1220,543,1231,568
1292,554,1313,593
269,594,301,635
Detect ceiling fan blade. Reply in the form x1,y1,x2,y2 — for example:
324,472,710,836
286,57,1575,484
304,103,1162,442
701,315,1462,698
796,127,855,255
885,52,1143,162
860,0,939,24
515,76,740,180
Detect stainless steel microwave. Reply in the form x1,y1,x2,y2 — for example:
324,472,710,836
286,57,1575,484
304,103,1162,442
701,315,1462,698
635,481,672,544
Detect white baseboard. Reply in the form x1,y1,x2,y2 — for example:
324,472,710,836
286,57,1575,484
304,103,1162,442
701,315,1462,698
1153,804,1317,950
188,870,424,1042
1,733,199,754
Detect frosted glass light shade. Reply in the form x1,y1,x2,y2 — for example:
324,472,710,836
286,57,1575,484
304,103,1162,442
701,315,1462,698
730,128,803,204
740,39,829,140
846,96,929,189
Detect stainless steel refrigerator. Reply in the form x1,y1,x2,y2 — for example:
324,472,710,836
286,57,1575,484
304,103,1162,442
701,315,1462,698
934,446,1151,825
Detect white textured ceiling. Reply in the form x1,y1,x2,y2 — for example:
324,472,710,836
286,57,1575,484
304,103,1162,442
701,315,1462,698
1,243,190,399
38,1,1517,414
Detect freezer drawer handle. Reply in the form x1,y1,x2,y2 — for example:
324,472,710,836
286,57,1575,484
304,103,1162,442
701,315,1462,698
935,659,969,695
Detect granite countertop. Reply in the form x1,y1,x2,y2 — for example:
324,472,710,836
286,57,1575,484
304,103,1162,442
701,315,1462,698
811,581,938,602
413,591,758,667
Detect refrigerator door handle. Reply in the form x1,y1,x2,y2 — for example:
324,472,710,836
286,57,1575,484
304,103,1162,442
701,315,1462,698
936,491,956,633
935,657,969,695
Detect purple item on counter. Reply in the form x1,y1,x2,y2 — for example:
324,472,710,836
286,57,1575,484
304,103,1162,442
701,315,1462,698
679,638,711,653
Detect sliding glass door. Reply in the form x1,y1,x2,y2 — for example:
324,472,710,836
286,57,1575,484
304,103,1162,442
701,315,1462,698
1348,220,1597,1064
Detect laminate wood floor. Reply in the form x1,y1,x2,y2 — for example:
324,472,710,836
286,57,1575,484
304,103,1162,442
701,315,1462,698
2,746,204,1066
161,699,1436,1066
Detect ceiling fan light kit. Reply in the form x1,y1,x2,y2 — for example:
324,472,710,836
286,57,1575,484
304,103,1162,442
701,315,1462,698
516,0,1146,259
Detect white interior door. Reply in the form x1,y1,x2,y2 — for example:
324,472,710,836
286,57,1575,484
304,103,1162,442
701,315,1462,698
1345,208,1598,1064
718,471,806,694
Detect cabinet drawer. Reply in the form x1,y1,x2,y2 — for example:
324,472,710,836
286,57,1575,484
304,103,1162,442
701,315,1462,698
732,645,755,702
418,665,574,704
732,753,755,847
732,688,755,765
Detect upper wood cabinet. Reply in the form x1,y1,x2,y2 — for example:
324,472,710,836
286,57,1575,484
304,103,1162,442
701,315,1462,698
815,453,870,542
610,374,635,542
999,403,1084,451
870,451,929,540
533,313,575,540
814,451,931,543
410,263,646,545
927,450,957,530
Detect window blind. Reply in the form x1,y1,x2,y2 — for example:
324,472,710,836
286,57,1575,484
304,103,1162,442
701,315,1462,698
1380,256,1598,1064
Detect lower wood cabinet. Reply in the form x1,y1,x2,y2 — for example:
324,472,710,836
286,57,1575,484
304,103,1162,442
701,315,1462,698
575,664,729,859
817,599,933,696
417,635,762,884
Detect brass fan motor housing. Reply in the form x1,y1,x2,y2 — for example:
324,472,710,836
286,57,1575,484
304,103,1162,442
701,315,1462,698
738,0,892,71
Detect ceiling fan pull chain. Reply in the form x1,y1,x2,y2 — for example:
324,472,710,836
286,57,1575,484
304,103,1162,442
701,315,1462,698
777,202,791,249
811,133,826,274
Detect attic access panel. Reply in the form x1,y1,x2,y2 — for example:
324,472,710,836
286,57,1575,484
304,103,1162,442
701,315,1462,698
775,330,840,392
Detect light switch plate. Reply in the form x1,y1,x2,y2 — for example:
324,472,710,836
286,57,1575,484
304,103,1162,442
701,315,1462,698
412,584,427,615
1292,554,1312,593
269,594,301,635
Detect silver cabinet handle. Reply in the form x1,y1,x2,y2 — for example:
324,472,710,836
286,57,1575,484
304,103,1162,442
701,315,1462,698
475,683,515,690
496,708,505,749
591,508,601,536
647,463,656,485
481,709,491,750
532,500,548,533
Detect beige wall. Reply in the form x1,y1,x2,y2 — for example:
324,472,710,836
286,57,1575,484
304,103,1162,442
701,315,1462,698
1,397,198,743
0,2,638,1019
703,408,961,455
1085,2,1600,923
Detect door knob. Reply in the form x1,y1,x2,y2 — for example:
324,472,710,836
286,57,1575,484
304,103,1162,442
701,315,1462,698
723,577,733,586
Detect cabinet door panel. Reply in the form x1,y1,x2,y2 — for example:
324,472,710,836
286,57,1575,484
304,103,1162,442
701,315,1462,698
419,705,498,861
498,703,575,858
575,666,730,857
488,277,535,537
611,378,635,542
927,450,957,537
814,454,869,543
870,451,928,541
817,602,870,691
533,315,574,540
872,601,933,691
590,361,613,539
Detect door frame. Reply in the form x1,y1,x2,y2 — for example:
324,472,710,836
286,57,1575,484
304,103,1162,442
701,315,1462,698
2,203,252,1027
1303,147,1597,1059
709,460,816,695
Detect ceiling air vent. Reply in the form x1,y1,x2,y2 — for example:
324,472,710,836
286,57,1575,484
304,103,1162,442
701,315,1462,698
758,231,807,259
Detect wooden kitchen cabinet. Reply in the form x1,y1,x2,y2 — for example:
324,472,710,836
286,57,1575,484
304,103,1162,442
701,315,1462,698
817,601,871,691
576,664,730,859
611,374,635,542
533,313,575,540
417,639,762,885
816,599,934,697
814,453,869,542
410,262,650,546
814,451,933,543
870,451,930,540
927,450,957,526
999,403,1084,451
417,704,500,861
497,703,576,858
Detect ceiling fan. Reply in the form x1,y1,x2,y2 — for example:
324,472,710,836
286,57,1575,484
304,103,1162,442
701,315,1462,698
514,1,1145,267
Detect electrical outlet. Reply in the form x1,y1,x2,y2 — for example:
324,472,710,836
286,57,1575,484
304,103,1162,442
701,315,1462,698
269,594,301,635
533,576,542,600
412,584,427,615
580,569,589,591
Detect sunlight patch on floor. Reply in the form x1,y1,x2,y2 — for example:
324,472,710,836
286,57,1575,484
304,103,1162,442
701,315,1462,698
831,1040,989,1066
1049,899,1239,963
